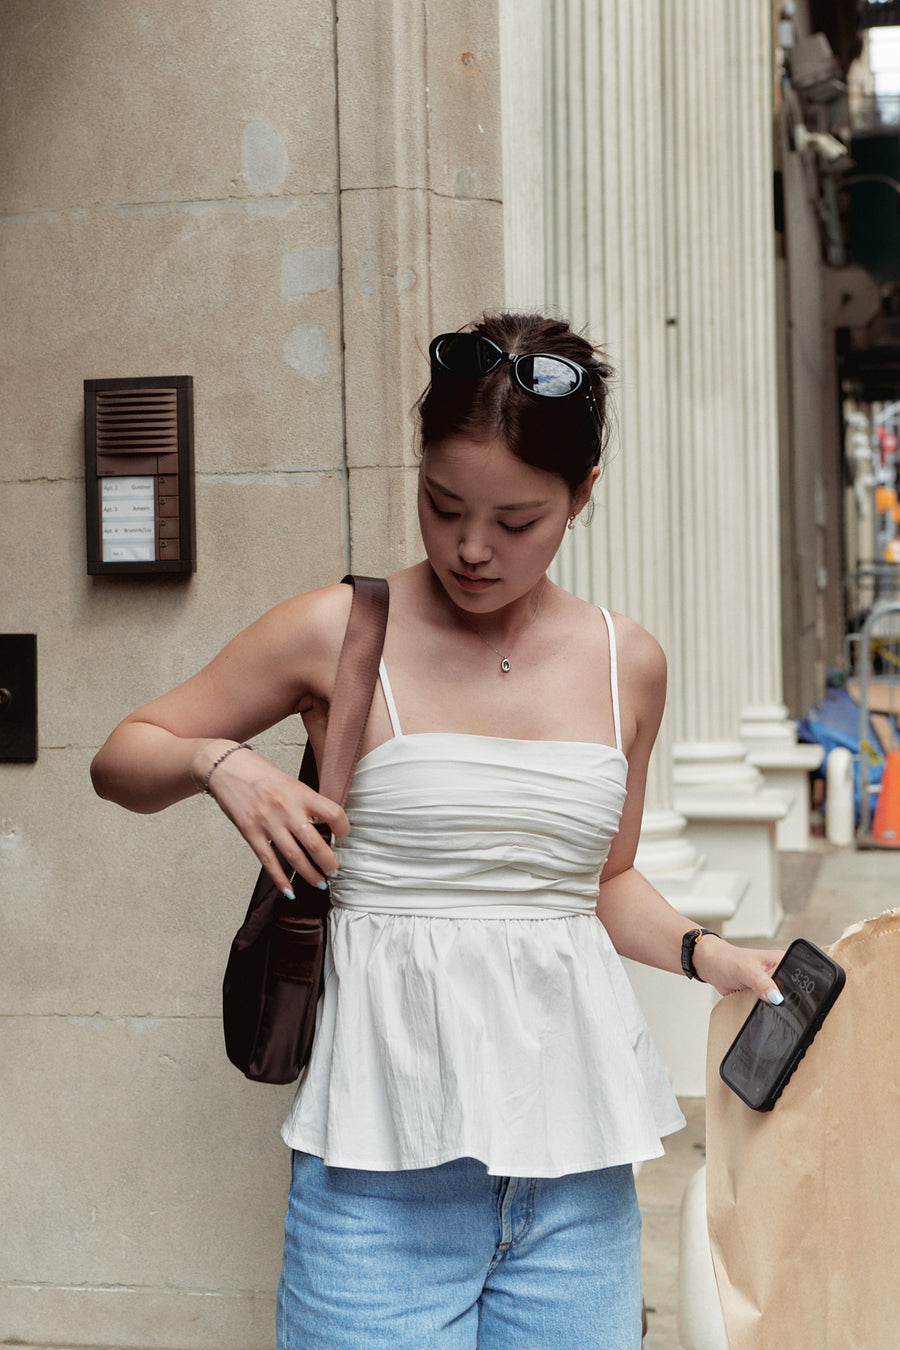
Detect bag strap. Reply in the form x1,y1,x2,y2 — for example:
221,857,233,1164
314,575,390,809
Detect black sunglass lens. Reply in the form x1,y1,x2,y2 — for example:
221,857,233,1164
516,355,581,398
436,335,500,378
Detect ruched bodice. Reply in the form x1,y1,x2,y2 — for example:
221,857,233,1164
330,732,627,918
281,614,684,1177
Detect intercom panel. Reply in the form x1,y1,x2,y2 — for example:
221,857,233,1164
84,376,195,575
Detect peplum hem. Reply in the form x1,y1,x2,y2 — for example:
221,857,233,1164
282,908,685,1178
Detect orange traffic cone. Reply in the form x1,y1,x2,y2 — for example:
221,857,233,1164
872,750,900,847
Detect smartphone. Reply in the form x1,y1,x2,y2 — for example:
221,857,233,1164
719,938,846,1111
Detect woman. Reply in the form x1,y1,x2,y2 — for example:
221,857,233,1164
92,312,782,1349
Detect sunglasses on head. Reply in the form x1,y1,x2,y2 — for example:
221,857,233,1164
428,332,602,434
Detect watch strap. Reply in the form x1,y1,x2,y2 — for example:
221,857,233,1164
681,927,718,981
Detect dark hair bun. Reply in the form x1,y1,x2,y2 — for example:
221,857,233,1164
417,312,612,493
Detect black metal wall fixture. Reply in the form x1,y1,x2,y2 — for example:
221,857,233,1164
84,376,196,576
0,634,38,763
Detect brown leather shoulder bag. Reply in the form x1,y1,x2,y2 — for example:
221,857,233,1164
222,574,390,1083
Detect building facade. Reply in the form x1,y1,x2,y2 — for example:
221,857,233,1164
1,1,870,1345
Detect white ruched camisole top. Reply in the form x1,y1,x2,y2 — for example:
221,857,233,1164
281,608,685,1177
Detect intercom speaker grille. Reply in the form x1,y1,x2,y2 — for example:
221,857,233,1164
96,388,178,455
84,374,195,575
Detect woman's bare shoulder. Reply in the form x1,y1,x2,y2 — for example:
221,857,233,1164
604,610,667,743
229,581,355,669
174,581,357,715
112,582,357,741
261,565,427,659
560,592,666,678
606,610,666,682
265,579,354,636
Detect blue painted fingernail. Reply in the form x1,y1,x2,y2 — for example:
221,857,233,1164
767,989,784,1005
317,880,329,891
282,887,296,901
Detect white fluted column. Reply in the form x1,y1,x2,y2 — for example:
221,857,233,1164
724,0,824,844
727,0,788,740
500,0,748,1092
504,0,692,865
661,0,788,930
662,0,753,784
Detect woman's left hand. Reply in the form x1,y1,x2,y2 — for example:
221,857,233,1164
692,935,785,1003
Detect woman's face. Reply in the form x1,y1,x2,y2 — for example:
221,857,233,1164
418,436,596,613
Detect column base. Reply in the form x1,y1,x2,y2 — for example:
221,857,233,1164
673,741,788,938
675,795,787,938
634,806,703,885
629,804,750,1095
745,741,824,851
742,704,823,851
673,740,763,794
623,868,748,1096
740,702,797,754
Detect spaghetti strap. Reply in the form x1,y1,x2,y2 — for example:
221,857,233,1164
378,657,404,739
598,608,623,753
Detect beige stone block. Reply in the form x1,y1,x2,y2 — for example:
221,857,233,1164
335,1,502,204
0,1287,275,1350
335,1,429,190
0,1014,288,1348
340,189,433,472
339,185,503,482
1,476,346,750
348,465,422,577
0,199,344,483
428,197,506,323
192,473,348,623
423,1,503,204
3,741,271,1016
0,0,337,213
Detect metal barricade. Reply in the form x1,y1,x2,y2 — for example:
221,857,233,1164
856,599,900,839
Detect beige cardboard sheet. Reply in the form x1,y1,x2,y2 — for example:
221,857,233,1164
706,909,900,1349
846,678,900,717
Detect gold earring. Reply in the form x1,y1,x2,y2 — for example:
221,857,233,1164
567,514,577,530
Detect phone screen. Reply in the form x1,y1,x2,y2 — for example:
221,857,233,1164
720,941,843,1109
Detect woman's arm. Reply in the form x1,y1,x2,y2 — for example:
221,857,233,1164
596,618,782,1002
90,583,354,893
596,867,782,998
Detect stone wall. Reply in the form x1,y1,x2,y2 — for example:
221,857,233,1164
0,2,502,1345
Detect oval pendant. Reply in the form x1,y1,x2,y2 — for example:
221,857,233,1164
500,657,511,673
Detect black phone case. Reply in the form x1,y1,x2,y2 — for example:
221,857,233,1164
719,938,846,1111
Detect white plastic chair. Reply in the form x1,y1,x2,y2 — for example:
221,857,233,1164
677,1166,728,1350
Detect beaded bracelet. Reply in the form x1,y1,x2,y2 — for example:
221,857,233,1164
199,742,253,795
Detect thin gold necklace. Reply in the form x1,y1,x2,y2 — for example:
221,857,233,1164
460,579,547,673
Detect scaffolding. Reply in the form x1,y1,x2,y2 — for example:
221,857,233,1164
855,598,900,839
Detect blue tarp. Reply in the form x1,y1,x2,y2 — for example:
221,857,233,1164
797,685,885,816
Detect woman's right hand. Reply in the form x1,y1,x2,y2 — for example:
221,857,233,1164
192,740,350,896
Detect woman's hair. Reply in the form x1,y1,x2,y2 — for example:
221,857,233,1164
416,312,613,494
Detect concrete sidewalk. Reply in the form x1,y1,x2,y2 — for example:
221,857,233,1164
635,837,900,1349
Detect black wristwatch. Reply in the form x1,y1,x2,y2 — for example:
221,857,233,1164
681,927,718,981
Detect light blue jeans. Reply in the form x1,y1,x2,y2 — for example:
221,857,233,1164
277,1152,643,1349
